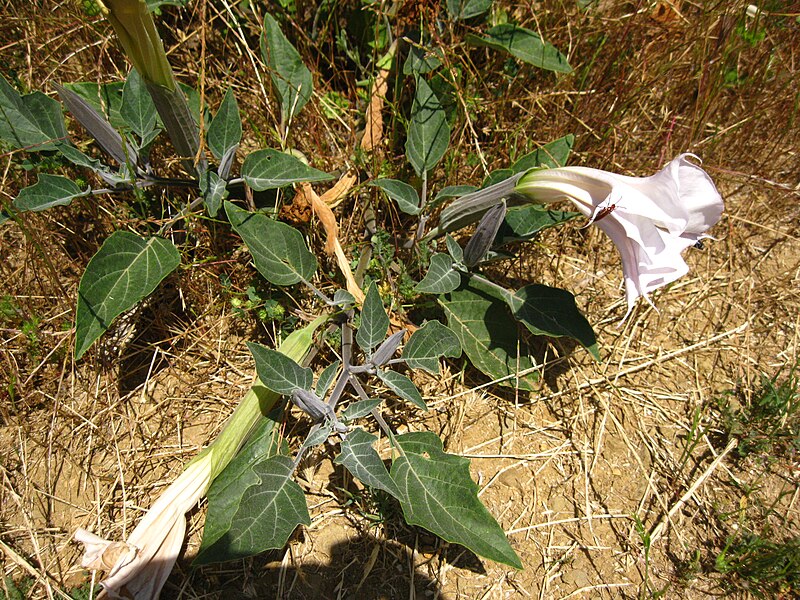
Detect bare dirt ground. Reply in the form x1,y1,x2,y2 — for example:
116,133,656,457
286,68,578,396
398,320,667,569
1,1,798,599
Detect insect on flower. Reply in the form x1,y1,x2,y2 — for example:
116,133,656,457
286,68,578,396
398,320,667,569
581,195,621,229
592,202,617,222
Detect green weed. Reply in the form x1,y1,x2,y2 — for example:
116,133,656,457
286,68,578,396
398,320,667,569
1,296,42,359
0,576,31,600
21,315,41,358
633,515,669,599
717,363,800,462
708,363,800,596
0,295,21,324
716,533,800,598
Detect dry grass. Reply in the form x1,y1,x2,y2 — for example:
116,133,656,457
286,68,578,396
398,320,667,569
1,0,799,598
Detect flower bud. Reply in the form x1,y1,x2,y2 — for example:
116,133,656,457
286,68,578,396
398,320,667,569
463,200,506,268
371,330,406,367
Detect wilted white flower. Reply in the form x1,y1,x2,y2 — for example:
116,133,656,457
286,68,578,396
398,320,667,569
74,456,210,599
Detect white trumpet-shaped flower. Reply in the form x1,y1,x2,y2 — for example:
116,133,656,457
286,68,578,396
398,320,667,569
514,153,724,315
74,316,327,599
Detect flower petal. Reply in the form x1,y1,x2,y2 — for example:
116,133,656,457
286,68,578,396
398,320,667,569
73,529,137,573
671,154,724,233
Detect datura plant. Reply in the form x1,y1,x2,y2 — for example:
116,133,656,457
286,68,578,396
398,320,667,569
0,1,728,599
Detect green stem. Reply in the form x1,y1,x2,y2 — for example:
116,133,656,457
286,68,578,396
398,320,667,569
186,314,328,482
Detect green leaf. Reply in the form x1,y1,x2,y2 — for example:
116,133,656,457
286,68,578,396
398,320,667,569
371,178,420,215
335,428,402,498
196,416,285,565
406,77,450,176
403,44,442,75
247,342,313,394
225,201,317,286
23,92,68,147
61,81,126,129
508,284,599,359
495,205,579,245
402,321,462,374
146,0,189,9
299,422,333,451
199,169,227,218
121,69,158,140
511,134,574,171
356,282,389,352
333,289,356,306
341,398,382,422
445,234,464,263
207,88,242,162
195,453,309,564
391,432,522,568
440,283,539,391
75,232,180,359
13,174,88,212
55,142,109,174
468,24,572,73
261,14,313,123
416,253,461,294
315,360,340,397
241,149,332,191
377,369,426,410
0,75,67,151
446,0,492,20
435,185,477,202
481,168,515,189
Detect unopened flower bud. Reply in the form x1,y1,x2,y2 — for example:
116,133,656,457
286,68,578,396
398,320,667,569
371,330,406,366
463,200,506,268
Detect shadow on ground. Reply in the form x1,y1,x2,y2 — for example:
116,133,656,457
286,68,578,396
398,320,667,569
167,529,487,600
